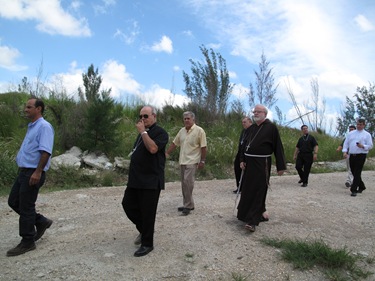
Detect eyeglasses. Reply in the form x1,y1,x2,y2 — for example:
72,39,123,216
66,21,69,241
252,111,264,114
139,114,149,119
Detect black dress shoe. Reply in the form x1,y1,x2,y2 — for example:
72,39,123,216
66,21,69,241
298,180,303,184
301,183,308,187
357,187,366,193
7,242,36,257
134,233,142,245
178,207,194,212
134,246,153,257
181,208,190,216
35,218,53,241
351,192,357,197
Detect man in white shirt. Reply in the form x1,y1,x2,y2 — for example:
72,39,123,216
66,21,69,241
342,118,373,197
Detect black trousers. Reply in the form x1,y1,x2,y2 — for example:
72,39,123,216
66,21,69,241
122,187,161,247
8,168,47,244
349,154,367,193
295,153,313,184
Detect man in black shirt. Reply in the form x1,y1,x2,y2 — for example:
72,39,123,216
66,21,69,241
293,125,318,187
122,106,169,257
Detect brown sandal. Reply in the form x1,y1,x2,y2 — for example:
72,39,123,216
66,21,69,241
245,224,256,232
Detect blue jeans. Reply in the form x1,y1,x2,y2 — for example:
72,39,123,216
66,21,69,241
8,168,47,244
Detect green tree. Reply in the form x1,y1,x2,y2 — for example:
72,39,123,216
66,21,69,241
77,64,123,154
47,90,82,152
84,91,123,153
78,64,102,103
248,52,278,110
0,92,28,139
182,45,232,123
337,83,375,138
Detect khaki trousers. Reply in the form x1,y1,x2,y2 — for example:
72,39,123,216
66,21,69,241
180,164,197,209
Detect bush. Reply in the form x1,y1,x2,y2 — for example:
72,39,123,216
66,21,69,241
0,139,18,196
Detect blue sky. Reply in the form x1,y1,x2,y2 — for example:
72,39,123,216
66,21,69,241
0,0,374,133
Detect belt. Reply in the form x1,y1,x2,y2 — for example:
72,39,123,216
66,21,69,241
18,167,36,172
350,153,366,156
244,153,272,157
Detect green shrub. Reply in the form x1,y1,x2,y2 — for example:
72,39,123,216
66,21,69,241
261,237,373,280
0,138,19,196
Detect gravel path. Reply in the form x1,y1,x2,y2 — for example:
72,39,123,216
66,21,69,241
1,171,374,281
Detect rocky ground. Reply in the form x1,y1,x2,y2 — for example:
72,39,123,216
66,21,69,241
1,170,374,281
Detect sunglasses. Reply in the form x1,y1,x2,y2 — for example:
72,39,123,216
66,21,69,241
139,114,150,119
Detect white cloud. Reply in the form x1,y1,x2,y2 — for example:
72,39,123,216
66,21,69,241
354,14,374,32
114,20,140,45
182,30,194,38
151,35,173,54
48,60,188,109
51,60,142,99
182,0,373,116
0,44,27,71
228,71,237,79
0,0,91,37
93,0,116,14
206,43,221,49
140,84,189,109
69,1,82,11
49,61,83,97
101,60,142,98
231,83,248,99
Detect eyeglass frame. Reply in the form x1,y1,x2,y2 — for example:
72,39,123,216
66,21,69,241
139,114,155,119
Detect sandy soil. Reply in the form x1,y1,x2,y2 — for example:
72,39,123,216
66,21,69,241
1,171,374,281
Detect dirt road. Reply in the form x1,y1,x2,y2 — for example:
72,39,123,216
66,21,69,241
1,171,374,281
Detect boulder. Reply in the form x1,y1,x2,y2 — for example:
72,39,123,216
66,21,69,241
114,157,130,170
65,146,82,157
51,154,81,170
82,152,113,170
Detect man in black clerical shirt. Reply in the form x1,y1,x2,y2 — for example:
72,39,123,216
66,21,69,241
122,105,168,257
293,125,319,187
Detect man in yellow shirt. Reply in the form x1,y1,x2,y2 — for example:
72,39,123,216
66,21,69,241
166,111,207,216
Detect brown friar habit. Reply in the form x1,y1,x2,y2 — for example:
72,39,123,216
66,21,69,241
237,119,286,226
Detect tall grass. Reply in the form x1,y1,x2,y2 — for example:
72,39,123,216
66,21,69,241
0,138,20,196
261,237,373,280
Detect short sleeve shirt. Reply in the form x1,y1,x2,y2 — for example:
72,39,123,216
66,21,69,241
127,123,169,190
173,124,207,165
16,117,54,171
296,134,318,153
